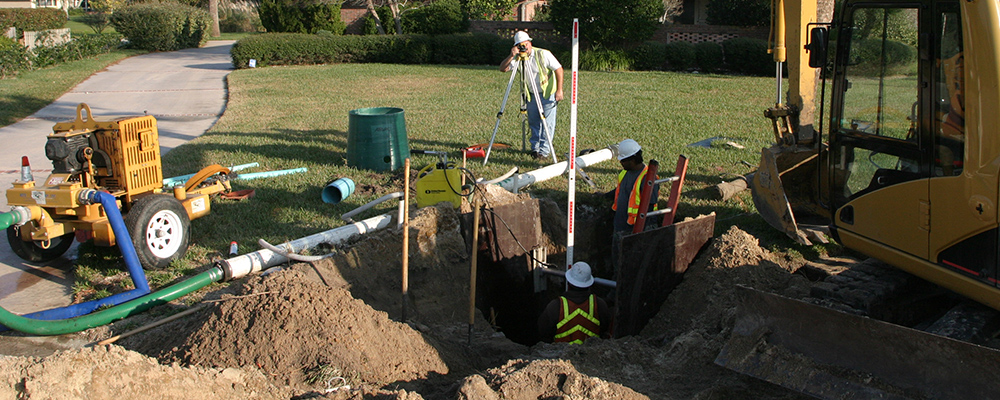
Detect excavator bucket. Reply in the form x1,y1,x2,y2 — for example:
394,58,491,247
750,145,828,245
716,286,1000,399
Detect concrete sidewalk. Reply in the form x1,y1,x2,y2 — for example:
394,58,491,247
0,41,234,317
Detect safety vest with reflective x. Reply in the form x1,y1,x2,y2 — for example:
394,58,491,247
612,166,653,226
554,294,600,344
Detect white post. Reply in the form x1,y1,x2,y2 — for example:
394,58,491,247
566,18,580,270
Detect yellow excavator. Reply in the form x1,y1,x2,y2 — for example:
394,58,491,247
717,0,1000,398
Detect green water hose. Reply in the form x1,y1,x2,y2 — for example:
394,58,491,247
0,267,223,336
0,207,31,231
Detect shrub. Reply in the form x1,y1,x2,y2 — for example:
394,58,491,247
664,41,695,71
694,41,723,72
401,0,467,35
579,48,633,72
549,0,663,48
462,0,517,21
631,41,667,71
258,0,346,34
112,3,211,51
80,12,112,34
0,33,122,78
230,32,508,68
0,8,67,33
706,0,769,27
722,37,772,76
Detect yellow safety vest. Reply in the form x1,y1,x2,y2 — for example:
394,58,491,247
554,294,601,344
612,166,650,226
524,48,556,102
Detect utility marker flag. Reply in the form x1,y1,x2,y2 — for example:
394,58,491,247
566,18,579,270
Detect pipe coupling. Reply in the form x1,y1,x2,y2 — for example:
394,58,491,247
77,189,99,205
7,206,33,227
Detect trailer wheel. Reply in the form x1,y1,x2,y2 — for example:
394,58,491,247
125,195,190,269
5,226,75,263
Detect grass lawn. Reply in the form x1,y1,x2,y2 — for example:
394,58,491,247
37,61,841,298
158,64,839,270
0,49,144,126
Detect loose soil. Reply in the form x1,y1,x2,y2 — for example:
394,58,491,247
0,196,819,399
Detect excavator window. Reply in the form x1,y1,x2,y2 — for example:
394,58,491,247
933,7,964,177
834,6,921,200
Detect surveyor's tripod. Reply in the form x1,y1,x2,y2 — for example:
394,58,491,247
483,50,558,165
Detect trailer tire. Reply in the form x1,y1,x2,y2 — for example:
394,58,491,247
125,195,190,270
5,226,74,263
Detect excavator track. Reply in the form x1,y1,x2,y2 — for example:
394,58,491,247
716,258,1000,399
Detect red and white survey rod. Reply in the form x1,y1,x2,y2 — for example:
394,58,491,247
566,18,579,270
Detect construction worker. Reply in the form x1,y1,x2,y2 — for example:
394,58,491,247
499,31,564,160
537,262,612,343
610,138,659,234
608,139,658,278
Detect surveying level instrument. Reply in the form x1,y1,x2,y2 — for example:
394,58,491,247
484,48,558,165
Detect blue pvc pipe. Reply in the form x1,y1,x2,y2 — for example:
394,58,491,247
0,190,150,327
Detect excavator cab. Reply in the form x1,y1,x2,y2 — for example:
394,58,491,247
753,0,1000,304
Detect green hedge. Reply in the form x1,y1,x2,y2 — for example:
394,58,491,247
230,32,506,68
0,33,123,78
722,37,772,76
664,41,695,71
849,38,916,76
111,3,211,51
632,41,667,71
0,8,66,33
694,41,723,72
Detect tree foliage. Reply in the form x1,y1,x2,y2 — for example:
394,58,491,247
705,0,769,27
258,0,346,34
548,0,664,48
461,0,516,21
401,0,467,35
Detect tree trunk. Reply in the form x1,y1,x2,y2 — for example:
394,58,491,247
389,1,402,35
367,0,386,35
209,0,221,37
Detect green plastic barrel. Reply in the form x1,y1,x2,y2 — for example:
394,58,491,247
347,107,410,171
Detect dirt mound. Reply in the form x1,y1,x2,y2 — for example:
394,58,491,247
167,269,449,391
0,345,289,399
455,358,647,400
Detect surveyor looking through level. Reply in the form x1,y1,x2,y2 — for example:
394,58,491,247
499,31,564,161
537,262,611,343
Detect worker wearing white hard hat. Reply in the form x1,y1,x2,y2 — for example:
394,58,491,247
610,139,659,233
499,31,564,161
537,261,612,344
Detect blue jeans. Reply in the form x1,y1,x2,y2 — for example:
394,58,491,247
527,95,557,156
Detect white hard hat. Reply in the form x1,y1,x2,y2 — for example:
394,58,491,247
566,262,594,288
513,31,532,45
617,139,641,160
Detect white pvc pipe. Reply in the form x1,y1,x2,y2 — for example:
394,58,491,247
479,167,519,185
221,213,394,280
495,146,617,193
341,192,403,223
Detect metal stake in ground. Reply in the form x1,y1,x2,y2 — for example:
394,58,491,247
468,197,481,344
402,158,410,321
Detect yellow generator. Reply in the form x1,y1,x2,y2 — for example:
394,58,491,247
5,103,228,269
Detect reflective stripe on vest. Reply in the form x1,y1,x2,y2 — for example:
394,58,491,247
612,166,649,225
554,294,600,344
524,48,555,101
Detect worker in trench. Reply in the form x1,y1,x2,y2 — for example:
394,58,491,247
537,262,612,343
607,138,659,280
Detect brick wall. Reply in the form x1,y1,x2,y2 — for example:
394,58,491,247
342,7,368,35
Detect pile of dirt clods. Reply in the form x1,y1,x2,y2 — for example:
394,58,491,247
0,201,815,399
